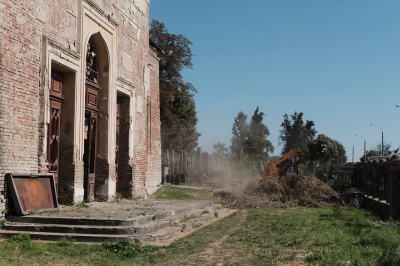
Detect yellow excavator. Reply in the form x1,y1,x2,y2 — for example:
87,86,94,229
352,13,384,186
263,148,309,177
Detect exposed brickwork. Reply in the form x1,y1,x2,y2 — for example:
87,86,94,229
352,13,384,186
0,0,161,218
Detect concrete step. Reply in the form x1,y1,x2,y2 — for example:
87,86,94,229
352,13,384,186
2,219,172,235
0,202,230,244
5,215,153,226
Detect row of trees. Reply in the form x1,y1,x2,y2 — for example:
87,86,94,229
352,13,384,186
227,108,348,175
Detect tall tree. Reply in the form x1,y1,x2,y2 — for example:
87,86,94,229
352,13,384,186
230,107,274,160
279,112,316,154
150,20,200,152
247,107,274,159
230,111,249,160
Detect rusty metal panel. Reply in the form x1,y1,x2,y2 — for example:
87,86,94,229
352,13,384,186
6,173,58,215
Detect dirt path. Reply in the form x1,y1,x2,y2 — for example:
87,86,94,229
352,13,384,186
185,210,248,265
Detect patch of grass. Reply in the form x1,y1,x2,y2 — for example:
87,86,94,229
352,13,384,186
8,233,31,243
75,202,89,208
150,185,213,200
56,237,74,247
1,207,400,265
181,213,198,223
112,193,123,203
7,233,33,250
102,241,159,258
150,186,193,200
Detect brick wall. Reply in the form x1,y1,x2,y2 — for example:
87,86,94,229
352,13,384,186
0,1,45,218
0,0,161,218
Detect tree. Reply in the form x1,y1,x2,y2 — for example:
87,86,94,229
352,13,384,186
308,134,346,172
360,143,392,162
247,107,274,159
150,20,200,152
230,111,249,160
334,140,347,164
230,107,274,160
279,112,316,154
212,142,229,158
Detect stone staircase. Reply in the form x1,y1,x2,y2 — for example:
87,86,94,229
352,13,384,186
0,200,234,244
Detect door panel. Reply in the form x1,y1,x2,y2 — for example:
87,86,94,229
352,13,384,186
116,103,121,189
83,111,97,202
48,100,61,189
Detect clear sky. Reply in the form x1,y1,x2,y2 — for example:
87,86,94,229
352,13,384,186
150,0,400,162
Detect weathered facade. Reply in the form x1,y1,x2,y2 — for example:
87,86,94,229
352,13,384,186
0,0,161,218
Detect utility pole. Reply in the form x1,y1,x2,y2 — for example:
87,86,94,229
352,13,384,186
370,124,384,156
355,134,366,162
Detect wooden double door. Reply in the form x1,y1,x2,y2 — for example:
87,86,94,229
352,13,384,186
48,73,63,190
83,82,99,202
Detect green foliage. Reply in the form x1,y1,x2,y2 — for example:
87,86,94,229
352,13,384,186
56,237,74,247
151,186,193,200
102,241,159,258
8,233,31,243
279,111,316,154
230,107,274,161
247,107,274,158
75,202,89,208
150,20,200,152
308,134,347,172
212,142,229,158
334,139,348,164
7,233,32,250
307,137,347,167
231,111,249,160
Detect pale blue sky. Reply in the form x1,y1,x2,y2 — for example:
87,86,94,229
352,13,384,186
150,0,400,162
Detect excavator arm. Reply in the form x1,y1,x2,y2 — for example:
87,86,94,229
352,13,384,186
263,148,309,177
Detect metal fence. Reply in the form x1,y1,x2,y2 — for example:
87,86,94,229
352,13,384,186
161,147,260,186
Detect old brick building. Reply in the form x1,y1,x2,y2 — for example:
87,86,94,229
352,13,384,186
0,0,161,218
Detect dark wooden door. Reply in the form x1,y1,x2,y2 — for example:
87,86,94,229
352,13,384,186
115,103,121,189
48,73,63,191
48,100,61,189
83,111,97,202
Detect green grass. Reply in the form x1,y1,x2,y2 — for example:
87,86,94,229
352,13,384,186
1,207,400,265
150,186,212,200
75,202,90,208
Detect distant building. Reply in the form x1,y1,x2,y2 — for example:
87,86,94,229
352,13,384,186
0,0,161,218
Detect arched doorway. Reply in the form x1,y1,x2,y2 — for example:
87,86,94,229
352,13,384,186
84,34,110,202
